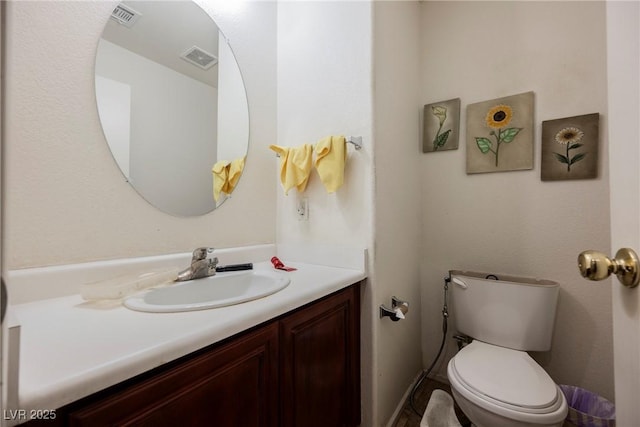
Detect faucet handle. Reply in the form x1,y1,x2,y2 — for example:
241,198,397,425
208,257,219,274
192,247,214,261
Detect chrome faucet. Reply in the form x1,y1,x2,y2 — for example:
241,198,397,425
176,247,219,281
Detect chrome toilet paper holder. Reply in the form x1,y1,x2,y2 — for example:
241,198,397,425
380,296,409,322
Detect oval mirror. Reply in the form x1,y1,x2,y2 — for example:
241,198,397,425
95,1,249,216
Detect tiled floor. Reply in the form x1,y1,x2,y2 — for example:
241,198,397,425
392,377,471,427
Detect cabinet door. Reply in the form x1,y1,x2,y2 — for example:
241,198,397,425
68,323,279,427
280,284,361,427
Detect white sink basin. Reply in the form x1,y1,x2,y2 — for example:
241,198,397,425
123,270,290,313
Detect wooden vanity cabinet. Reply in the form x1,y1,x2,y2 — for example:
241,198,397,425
27,283,361,427
280,284,361,427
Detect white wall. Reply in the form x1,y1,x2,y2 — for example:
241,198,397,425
276,1,376,424
217,34,249,162
94,75,131,178
3,0,277,269
276,2,373,249
419,1,614,401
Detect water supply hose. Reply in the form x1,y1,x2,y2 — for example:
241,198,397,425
409,275,450,416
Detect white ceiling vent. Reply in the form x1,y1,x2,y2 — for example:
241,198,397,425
180,46,218,70
110,4,142,28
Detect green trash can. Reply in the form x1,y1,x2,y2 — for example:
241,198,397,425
559,385,615,427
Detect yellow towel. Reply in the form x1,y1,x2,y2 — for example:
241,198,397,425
211,156,246,201
226,156,246,194
314,135,346,193
269,144,313,195
212,160,230,202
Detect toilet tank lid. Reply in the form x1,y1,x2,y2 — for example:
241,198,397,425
449,270,559,288
452,341,559,409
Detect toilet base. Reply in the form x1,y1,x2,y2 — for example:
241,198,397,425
451,388,565,427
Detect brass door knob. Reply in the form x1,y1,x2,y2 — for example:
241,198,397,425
578,248,640,288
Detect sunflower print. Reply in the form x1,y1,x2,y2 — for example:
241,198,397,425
475,104,522,167
485,105,513,129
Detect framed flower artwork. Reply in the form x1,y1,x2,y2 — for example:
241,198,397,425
422,98,460,153
541,113,599,181
466,92,534,174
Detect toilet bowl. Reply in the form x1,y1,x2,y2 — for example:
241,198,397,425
446,271,568,427
447,341,567,427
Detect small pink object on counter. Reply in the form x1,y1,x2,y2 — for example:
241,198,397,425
271,256,297,272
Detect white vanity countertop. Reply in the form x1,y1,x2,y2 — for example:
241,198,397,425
10,260,366,413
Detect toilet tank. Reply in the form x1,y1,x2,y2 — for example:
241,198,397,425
450,270,560,351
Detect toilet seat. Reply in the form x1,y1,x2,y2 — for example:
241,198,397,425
448,341,567,424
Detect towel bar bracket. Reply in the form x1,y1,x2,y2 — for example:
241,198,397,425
347,136,363,150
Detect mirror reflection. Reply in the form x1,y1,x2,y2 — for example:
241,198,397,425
95,1,249,216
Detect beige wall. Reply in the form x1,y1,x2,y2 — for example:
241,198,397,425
373,2,424,425
276,2,379,424
3,1,277,270
419,1,614,401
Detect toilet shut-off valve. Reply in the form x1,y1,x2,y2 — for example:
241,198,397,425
380,296,409,321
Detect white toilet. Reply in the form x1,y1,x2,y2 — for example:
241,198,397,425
447,270,568,427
